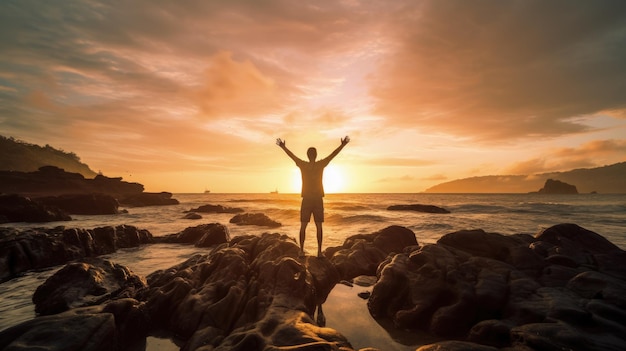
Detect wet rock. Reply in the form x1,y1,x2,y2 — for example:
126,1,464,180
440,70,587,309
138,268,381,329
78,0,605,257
156,223,230,247
0,193,71,223
229,212,281,228
32,258,147,315
325,225,418,280
141,232,352,350
0,225,153,283
35,193,120,215
187,204,244,213
368,223,626,350
119,191,179,207
387,204,450,214
534,178,578,194
183,212,202,219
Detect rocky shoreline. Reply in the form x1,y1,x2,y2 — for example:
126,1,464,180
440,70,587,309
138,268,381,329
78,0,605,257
1,223,625,350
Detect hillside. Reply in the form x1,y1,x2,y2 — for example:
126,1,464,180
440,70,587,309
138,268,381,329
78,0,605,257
0,135,97,178
424,162,626,194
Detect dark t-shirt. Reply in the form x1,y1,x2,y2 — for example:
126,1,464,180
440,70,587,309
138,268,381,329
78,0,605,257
296,158,331,198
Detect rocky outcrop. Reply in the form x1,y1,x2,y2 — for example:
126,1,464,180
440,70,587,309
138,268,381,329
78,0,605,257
368,223,626,350
325,225,419,280
119,191,179,207
35,193,120,215
183,212,202,219
0,225,153,283
534,178,578,194
229,212,282,227
156,223,230,247
387,204,450,213
187,204,244,213
1,233,350,351
0,194,71,224
32,258,147,315
0,166,144,196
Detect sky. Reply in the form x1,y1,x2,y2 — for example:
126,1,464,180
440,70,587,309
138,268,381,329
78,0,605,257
1,0,625,193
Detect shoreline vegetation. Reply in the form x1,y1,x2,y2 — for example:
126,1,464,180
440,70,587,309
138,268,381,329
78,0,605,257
1,220,625,350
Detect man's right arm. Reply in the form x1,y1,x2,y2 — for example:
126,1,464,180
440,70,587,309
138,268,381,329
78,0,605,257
276,138,302,164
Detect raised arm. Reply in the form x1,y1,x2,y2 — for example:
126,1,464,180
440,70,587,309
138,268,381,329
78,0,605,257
323,136,350,163
276,138,303,164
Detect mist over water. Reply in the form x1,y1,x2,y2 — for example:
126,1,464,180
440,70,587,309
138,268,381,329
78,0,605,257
2,193,625,335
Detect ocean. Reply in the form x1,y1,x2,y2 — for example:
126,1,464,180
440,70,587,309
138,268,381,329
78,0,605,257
1,193,625,348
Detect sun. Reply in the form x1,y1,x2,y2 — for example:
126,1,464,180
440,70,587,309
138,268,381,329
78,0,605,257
290,165,346,193
323,165,345,193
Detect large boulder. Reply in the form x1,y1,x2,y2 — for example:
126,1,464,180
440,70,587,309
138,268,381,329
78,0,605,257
367,224,626,350
535,179,578,194
156,223,230,247
0,225,153,283
325,225,418,280
0,194,71,223
141,232,349,350
229,212,282,228
35,193,120,215
32,258,147,315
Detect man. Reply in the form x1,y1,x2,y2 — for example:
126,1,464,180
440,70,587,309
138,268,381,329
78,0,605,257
276,136,350,257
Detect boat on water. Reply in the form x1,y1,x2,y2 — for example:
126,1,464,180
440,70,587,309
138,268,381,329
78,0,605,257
204,189,211,194
270,189,278,194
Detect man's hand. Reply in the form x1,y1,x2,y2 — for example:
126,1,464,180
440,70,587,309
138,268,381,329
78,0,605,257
341,136,350,146
276,138,286,148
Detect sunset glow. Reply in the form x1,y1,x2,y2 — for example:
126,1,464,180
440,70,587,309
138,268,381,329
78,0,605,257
1,1,625,193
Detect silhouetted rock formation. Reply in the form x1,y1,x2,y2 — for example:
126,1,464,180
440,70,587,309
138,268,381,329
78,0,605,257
119,191,179,207
387,204,450,213
35,193,120,215
0,166,144,197
534,178,579,194
229,212,282,227
182,212,202,219
368,223,626,350
187,204,244,213
33,258,146,315
0,225,153,283
156,223,230,247
0,194,71,224
325,225,419,280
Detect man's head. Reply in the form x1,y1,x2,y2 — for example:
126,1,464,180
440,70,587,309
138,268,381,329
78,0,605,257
307,147,317,161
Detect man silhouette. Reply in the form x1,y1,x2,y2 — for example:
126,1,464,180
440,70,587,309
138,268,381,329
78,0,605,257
276,136,350,257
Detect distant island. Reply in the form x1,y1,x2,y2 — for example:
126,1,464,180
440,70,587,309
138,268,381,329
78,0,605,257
531,179,578,194
424,162,626,193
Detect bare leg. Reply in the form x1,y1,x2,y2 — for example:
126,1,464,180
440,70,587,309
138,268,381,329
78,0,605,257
299,221,308,256
315,221,323,257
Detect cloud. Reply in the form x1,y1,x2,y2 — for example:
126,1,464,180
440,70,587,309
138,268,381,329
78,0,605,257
370,0,626,141
505,139,626,174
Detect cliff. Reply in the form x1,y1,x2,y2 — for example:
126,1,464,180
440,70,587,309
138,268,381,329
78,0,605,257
0,135,97,177
425,162,626,193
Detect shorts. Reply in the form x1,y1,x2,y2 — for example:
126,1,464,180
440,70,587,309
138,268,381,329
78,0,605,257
300,197,324,223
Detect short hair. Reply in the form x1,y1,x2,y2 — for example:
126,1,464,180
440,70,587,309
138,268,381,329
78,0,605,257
307,147,317,161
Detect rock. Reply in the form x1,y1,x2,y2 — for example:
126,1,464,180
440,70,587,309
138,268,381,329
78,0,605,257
183,212,202,219
367,223,626,350
325,225,419,280
229,212,281,228
156,223,230,247
0,193,71,223
358,291,371,299
416,341,499,351
35,193,120,214
0,309,118,351
534,178,578,194
141,232,353,350
0,225,153,283
0,165,144,197
187,204,244,213
387,204,450,214
32,258,147,315
119,191,179,207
